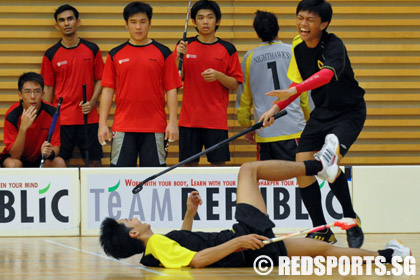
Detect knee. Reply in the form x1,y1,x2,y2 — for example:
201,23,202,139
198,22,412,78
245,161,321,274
4,158,23,168
53,157,66,167
239,161,259,175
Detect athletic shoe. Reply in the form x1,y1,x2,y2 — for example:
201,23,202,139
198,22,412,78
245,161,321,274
306,229,337,244
385,240,412,258
346,215,364,248
314,134,340,183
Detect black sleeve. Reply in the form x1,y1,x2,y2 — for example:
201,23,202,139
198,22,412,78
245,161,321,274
323,34,346,81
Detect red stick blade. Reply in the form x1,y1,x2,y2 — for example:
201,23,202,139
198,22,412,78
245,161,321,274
333,218,357,230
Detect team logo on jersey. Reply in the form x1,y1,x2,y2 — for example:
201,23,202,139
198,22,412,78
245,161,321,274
119,58,130,64
186,54,197,59
57,61,67,67
317,60,324,69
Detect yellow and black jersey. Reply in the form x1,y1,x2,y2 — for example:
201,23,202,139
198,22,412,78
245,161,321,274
289,31,365,120
143,234,196,268
140,230,245,268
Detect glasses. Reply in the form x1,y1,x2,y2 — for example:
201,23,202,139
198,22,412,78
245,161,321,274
22,89,42,95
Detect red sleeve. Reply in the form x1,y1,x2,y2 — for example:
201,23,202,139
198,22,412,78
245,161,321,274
227,52,244,84
276,69,334,110
3,114,18,152
294,68,334,94
274,82,298,110
276,92,302,111
41,55,55,86
162,52,182,92
101,54,116,89
94,49,105,81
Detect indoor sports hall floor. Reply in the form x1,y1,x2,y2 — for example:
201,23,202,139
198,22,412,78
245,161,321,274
1,233,418,279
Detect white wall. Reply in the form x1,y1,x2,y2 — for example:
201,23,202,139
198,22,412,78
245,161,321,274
1,166,419,236
352,166,420,233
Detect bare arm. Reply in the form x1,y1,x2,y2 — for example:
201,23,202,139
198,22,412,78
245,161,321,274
40,142,60,159
175,40,187,79
181,191,202,231
44,85,54,103
10,130,27,159
90,80,103,105
189,234,268,268
201,68,240,90
98,87,114,144
9,107,37,159
165,88,179,142
80,80,103,114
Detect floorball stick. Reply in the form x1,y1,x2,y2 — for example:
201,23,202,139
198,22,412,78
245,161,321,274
178,0,193,76
83,84,89,167
40,97,63,168
263,218,357,245
132,110,288,194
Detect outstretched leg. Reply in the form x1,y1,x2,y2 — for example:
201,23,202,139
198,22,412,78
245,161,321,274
284,238,376,258
284,238,411,264
237,160,307,214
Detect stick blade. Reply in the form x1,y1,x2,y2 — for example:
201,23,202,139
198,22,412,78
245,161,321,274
333,218,357,230
132,182,144,194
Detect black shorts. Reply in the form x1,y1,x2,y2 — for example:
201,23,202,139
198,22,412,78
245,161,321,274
179,126,230,163
297,104,366,156
258,139,299,161
0,153,41,167
59,123,103,161
110,132,167,167
233,203,287,266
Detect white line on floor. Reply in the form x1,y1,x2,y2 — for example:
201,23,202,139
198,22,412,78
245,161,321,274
44,239,167,276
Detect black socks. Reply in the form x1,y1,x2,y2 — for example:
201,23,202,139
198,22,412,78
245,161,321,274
304,160,323,176
329,172,356,218
299,181,327,226
378,249,393,263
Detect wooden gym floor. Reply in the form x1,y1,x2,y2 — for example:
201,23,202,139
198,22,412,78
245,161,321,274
1,234,418,279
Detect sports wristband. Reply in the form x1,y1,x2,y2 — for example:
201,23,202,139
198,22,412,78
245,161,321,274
47,150,55,160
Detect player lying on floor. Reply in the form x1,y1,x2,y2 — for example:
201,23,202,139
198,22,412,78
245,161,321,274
100,137,411,268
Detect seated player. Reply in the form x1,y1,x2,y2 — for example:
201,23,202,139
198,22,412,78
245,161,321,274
99,136,411,268
0,72,65,168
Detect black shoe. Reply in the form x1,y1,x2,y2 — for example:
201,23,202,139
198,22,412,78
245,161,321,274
346,215,364,248
306,228,337,244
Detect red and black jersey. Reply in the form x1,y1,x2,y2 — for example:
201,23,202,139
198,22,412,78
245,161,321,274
101,40,182,133
177,36,243,130
41,38,104,125
3,101,61,163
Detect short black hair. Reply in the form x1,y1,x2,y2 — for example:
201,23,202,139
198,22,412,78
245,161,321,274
18,72,44,92
99,217,146,259
253,11,279,43
191,0,222,31
123,1,153,22
54,4,79,21
296,0,332,27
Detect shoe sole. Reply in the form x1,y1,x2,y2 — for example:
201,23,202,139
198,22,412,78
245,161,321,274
325,134,340,183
